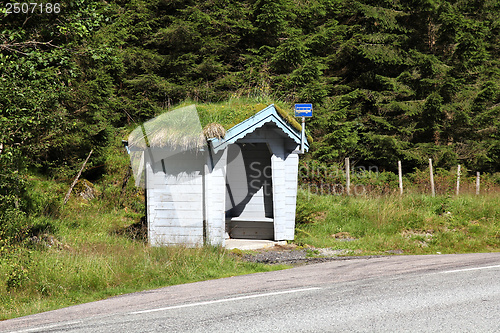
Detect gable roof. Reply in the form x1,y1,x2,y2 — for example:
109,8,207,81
209,104,310,153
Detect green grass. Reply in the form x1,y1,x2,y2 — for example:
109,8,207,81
294,190,500,255
2,187,499,320
0,140,288,320
1,136,498,320
173,98,313,141
0,199,287,320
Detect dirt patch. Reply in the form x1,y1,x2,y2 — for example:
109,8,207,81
330,232,357,242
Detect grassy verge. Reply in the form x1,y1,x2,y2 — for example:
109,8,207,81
295,190,500,255
2,188,499,320
0,141,287,320
0,199,287,320
1,138,499,320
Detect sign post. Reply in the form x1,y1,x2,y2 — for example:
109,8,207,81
294,103,313,154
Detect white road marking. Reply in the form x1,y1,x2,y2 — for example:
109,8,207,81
130,287,322,315
441,264,500,274
8,321,82,333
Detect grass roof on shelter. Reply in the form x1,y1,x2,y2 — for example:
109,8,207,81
128,98,312,150
196,99,301,131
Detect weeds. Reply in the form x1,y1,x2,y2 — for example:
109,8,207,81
2,142,499,320
295,190,500,254
0,141,283,320
0,216,282,320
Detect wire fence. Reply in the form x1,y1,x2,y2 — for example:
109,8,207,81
298,158,500,197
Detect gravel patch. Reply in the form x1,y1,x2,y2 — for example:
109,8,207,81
237,244,382,265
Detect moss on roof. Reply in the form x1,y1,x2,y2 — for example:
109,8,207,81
128,99,312,150
196,101,269,130
196,99,313,142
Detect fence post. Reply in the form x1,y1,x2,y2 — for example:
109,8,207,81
429,158,435,197
456,164,461,196
476,172,480,195
398,160,403,196
345,157,350,196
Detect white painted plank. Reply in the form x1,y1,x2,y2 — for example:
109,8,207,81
153,202,203,210
153,209,202,219
152,219,203,228
152,226,204,235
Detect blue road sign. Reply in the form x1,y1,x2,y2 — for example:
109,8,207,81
294,103,313,117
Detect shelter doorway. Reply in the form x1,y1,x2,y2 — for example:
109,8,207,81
225,143,274,239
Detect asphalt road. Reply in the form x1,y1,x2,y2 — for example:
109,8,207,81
1,253,500,333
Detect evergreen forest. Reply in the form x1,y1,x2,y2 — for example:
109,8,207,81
1,0,500,237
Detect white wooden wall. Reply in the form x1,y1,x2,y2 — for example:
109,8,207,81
146,150,205,246
283,153,299,239
204,149,227,246
269,141,299,240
